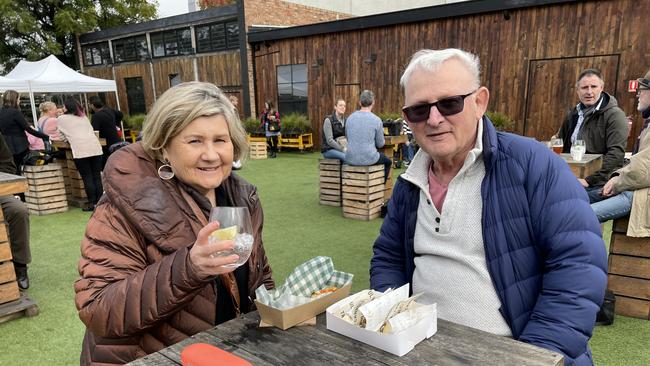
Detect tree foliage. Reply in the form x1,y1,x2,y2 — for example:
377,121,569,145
198,0,235,10
0,0,157,70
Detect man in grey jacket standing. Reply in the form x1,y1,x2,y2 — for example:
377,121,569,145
344,90,392,181
558,69,628,203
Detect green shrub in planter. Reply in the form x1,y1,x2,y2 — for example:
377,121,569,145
485,111,514,131
243,118,264,135
376,112,402,122
281,113,311,135
124,114,146,131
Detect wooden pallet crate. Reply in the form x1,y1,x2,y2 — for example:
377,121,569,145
341,165,384,220
0,209,19,305
0,293,39,324
249,141,267,160
607,216,650,320
319,159,342,206
23,165,68,215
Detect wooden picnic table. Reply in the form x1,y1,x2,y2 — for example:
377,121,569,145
126,311,563,366
0,172,27,196
560,153,602,179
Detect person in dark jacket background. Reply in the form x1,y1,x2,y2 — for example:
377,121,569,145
371,48,606,366
0,90,50,175
88,95,122,169
0,132,31,289
557,69,628,202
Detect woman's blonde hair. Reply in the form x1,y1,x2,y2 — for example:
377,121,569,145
39,101,57,116
141,82,248,162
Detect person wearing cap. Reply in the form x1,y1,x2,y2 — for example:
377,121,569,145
370,48,606,365
590,70,650,236
557,69,628,203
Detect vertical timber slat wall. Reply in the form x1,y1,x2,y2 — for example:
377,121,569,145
253,0,649,150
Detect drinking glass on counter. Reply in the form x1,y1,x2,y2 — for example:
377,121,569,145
551,138,563,155
570,139,586,161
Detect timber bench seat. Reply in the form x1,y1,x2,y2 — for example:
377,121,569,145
341,164,384,220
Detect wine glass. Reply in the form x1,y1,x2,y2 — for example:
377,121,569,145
208,207,254,268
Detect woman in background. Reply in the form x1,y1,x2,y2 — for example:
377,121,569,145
260,100,281,158
0,90,50,175
57,98,103,211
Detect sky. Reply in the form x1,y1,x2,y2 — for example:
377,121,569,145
156,0,188,18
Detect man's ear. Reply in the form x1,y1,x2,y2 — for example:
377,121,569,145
474,86,490,119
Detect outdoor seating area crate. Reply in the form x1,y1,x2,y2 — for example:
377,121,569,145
278,133,313,152
319,159,342,206
0,210,19,305
249,141,267,160
607,216,650,320
341,164,384,220
23,165,68,216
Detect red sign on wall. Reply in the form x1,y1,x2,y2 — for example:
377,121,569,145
629,80,639,92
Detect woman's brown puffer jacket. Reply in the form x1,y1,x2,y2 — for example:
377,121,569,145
74,142,274,365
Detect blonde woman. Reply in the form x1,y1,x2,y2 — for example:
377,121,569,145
74,82,274,365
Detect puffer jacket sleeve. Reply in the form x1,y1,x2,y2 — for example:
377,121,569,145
74,202,209,338
370,179,409,291
518,145,608,365
585,107,627,186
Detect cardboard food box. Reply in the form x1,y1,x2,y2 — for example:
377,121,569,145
325,295,437,356
255,282,352,330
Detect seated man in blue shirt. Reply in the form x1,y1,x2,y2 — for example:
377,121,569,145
370,48,606,365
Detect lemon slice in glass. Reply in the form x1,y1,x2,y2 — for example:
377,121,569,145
210,225,238,241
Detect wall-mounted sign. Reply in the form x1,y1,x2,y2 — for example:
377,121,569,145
629,80,639,92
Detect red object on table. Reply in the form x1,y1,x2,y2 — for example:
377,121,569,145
181,343,252,366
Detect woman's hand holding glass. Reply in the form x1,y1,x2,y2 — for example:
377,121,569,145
189,221,239,279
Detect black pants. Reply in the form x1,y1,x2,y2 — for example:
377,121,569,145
375,153,393,183
13,150,27,175
267,136,279,154
74,155,103,205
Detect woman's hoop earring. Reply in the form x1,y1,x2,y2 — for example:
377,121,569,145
158,161,174,180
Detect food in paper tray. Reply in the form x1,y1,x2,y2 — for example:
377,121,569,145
311,286,339,298
332,284,433,334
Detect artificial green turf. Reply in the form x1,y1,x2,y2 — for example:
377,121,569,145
0,151,648,365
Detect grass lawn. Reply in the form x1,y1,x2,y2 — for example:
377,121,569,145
1,150,648,364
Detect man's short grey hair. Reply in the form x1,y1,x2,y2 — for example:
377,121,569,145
359,90,375,107
400,48,481,90
575,69,604,88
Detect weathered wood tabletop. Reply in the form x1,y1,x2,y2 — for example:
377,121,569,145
560,153,602,179
0,172,27,196
127,311,563,366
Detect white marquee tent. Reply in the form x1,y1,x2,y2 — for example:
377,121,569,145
1,55,119,125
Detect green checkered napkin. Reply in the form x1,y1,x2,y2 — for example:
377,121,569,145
256,256,353,310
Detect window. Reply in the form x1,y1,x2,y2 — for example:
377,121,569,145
169,73,181,87
277,64,308,115
112,35,148,63
125,77,146,115
82,42,111,66
195,20,239,53
151,28,193,58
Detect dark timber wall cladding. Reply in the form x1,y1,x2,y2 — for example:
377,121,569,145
152,58,195,97
253,0,650,150
196,52,241,88
84,67,118,108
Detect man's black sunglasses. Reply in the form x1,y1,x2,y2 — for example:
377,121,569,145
402,90,478,123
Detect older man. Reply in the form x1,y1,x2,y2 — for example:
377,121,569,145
558,69,628,202
591,70,650,235
370,49,606,365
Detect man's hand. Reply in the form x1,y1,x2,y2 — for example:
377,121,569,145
578,178,589,188
601,176,619,197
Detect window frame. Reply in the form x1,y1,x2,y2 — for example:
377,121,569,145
150,27,193,58
112,35,149,63
276,64,308,116
82,42,111,66
195,20,239,54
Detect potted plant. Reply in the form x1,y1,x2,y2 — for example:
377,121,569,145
123,114,146,142
243,117,265,136
485,111,514,131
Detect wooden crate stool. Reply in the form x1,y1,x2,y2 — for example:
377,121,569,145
319,159,342,206
607,216,650,320
249,141,267,160
23,165,69,215
0,209,19,305
341,164,384,220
